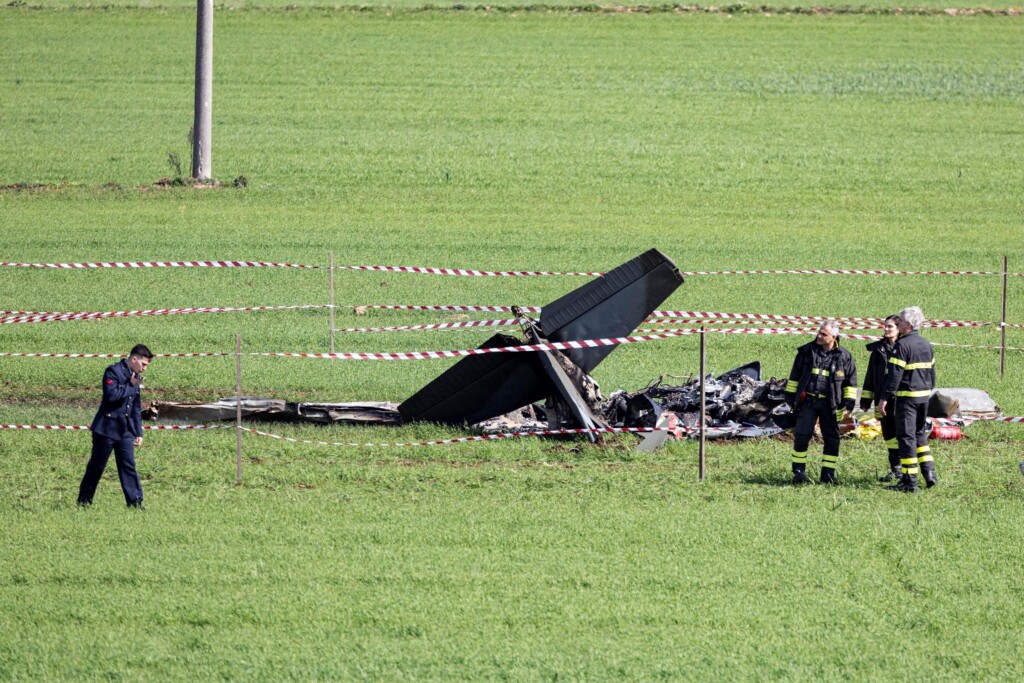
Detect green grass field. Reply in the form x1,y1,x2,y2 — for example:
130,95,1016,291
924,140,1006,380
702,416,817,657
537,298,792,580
2,4,1024,680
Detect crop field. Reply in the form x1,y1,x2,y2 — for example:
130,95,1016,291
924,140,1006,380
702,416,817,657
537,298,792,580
2,2,1024,680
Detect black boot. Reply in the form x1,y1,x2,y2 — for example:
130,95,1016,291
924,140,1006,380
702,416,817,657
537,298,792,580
888,473,918,493
819,467,839,485
792,464,808,485
921,462,938,488
879,466,901,483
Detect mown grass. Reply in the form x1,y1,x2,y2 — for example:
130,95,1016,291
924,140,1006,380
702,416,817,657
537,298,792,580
2,6,1024,680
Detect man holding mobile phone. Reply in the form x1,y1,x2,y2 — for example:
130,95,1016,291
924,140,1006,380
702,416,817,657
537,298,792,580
77,344,154,508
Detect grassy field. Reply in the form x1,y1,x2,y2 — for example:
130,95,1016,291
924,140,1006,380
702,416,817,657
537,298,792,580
2,4,1024,680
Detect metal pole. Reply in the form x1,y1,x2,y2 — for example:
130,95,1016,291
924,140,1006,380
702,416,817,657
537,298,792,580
1000,255,1008,378
698,325,706,482
235,334,243,485
191,0,213,181
329,251,336,355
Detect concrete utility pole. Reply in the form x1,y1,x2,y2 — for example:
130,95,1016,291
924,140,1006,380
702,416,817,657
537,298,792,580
191,0,213,181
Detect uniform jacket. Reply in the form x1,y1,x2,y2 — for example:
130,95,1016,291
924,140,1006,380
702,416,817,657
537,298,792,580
882,330,935,405
91,359,143,439
860,338,895,411
784,340,858,412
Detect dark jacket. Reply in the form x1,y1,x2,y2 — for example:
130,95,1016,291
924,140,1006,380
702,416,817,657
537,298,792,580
882,330,935,405
784,340,858,412
91,359,143,439
860,338,895,411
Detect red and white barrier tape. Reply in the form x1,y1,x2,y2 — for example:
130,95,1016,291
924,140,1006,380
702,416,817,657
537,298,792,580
339,320,880,334
634,327,1019,350
933,416,1024,425
1,304,329,325
353,304,541,314
6,418,1020,443
651,311,880,324
0,334,684,362
678,269,1013,276
251,333,688,360
338,319,520,333
351,307,1016,329
4,327,1022,361
336,265,604,277
240,425,674,448
304,265,1024,277
0,260,316,270
651,315,993,329
0,352,228,358
0,424,225,431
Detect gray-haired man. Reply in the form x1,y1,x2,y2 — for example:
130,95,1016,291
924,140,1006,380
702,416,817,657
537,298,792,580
879,307,937,493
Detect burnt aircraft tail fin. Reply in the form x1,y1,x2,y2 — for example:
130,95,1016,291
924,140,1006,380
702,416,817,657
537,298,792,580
398,249,684,427
540,248,683,372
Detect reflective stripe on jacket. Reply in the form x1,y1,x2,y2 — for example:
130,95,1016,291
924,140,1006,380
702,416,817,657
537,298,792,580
860,338,894,410
784,340,858,412
882,331,935,405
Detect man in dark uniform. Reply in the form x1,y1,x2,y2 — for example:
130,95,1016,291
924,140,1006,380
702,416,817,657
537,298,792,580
879,307,937,493
784,320,858,485
77,344,153,508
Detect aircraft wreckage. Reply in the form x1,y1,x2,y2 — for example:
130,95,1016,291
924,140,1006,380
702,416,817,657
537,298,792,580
156,249,684,441
150,248,979,442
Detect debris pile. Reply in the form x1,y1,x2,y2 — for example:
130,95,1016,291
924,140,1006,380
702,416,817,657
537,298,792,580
600,362,793,439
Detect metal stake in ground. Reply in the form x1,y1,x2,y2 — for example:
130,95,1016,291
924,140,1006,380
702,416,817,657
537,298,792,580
329,250,336,355
699,325,706,482
235,334,242,485
1000,255,1008,378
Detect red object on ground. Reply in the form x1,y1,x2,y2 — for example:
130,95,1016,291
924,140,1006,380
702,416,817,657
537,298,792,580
930,424,963,440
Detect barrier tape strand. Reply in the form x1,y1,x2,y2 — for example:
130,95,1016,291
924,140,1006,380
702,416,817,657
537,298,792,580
0,424,225,431
336,265,604,277
350,307,1019,329
2,304,330,325
4,261,1021,276
0,260,316,269
4,326,1022,360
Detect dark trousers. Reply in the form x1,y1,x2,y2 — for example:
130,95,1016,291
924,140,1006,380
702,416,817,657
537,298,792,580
895,399,930,476
792,398,840,469
877,406,899,469
78,432,143,505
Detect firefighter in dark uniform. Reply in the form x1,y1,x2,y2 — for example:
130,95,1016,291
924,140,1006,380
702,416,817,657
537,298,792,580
77,344,154,508
861,315,901,482
784,320,858,485
879,307,936,493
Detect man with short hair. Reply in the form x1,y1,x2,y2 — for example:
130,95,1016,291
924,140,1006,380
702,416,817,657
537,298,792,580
784,321,858,485
77,344,153,508
879,307,937,493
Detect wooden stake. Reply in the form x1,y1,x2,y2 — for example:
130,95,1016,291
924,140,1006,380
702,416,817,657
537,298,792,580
235,334,243,485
